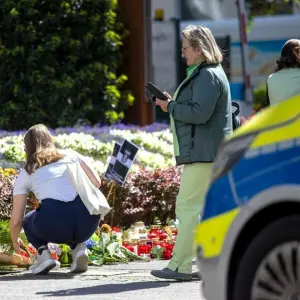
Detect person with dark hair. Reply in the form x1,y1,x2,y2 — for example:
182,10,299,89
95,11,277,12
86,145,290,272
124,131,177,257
267,39,300,106
10,124,101,275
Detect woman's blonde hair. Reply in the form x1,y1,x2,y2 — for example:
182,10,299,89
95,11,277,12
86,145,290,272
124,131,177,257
182,25,223,64
24,124,64,175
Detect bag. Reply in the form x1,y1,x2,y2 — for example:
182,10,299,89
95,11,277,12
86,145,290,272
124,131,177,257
232,102,241,131
67,162,111,218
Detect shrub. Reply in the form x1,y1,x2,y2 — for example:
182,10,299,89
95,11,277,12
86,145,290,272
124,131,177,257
0,174,14,220
253,83,268,112
0,170,40,220
0,0,133,130
101,167,181,228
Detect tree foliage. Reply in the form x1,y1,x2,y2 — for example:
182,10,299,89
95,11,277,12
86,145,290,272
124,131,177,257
247,0,298,16
0,0,134,130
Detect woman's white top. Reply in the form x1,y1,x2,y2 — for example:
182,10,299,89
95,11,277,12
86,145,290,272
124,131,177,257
13,149,90,202
267,68,300,106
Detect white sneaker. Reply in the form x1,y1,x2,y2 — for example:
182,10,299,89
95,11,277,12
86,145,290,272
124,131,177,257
70,243,88,273
30,250,57,275
30,259,60,271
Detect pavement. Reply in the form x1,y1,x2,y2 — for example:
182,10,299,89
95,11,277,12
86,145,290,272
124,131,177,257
0,261,205,300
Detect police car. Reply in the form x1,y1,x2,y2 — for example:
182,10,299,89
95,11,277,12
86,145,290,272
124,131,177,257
194,94,300,300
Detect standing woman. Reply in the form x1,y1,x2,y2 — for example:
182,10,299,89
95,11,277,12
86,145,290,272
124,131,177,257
267,39,300,106
10,124,101,275
151,25,233,281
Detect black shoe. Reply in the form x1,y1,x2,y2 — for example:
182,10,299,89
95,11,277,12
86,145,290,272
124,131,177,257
150,268,192,281
192,271,202,280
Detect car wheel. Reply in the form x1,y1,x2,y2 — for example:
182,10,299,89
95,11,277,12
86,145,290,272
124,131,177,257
233,215,300,300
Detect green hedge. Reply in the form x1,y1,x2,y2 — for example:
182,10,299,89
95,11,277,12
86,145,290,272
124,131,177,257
253,83,268,112
0,0,134,130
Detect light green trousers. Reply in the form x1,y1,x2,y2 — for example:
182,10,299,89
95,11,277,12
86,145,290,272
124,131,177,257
167,162,213,274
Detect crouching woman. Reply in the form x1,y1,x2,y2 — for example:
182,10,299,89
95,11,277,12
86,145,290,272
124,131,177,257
10,124,101,275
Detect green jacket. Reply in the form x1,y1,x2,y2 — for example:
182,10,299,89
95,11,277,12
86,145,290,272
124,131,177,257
167,62,233,165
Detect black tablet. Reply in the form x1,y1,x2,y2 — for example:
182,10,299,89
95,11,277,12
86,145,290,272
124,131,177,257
145,82,168,101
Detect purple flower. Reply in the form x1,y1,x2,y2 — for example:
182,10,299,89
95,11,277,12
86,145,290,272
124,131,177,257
84,239,95,249
0,122,170,138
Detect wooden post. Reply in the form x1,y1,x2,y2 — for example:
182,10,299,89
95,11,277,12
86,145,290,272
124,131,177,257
119,0,154,126
110,186,116,227
106,181,116,203
106,181,116,226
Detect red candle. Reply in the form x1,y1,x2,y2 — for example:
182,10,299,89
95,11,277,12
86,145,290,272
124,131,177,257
149,226,161,238
161,242,168,249
159,232,168,240
137,245,145,255
148,233,157,239
166,243,174,252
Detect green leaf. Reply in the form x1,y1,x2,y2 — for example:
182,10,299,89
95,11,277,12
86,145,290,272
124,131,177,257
91,258,104,266
106,242,120,257
99,232,111,248
10,8,19,16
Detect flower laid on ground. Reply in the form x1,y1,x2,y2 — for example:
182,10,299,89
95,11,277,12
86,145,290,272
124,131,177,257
48,243,62,257
0,220,33,266
84,239,96,249
55,230,151,267
0,220,176,268
112,226,121,233
101,224,112,233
